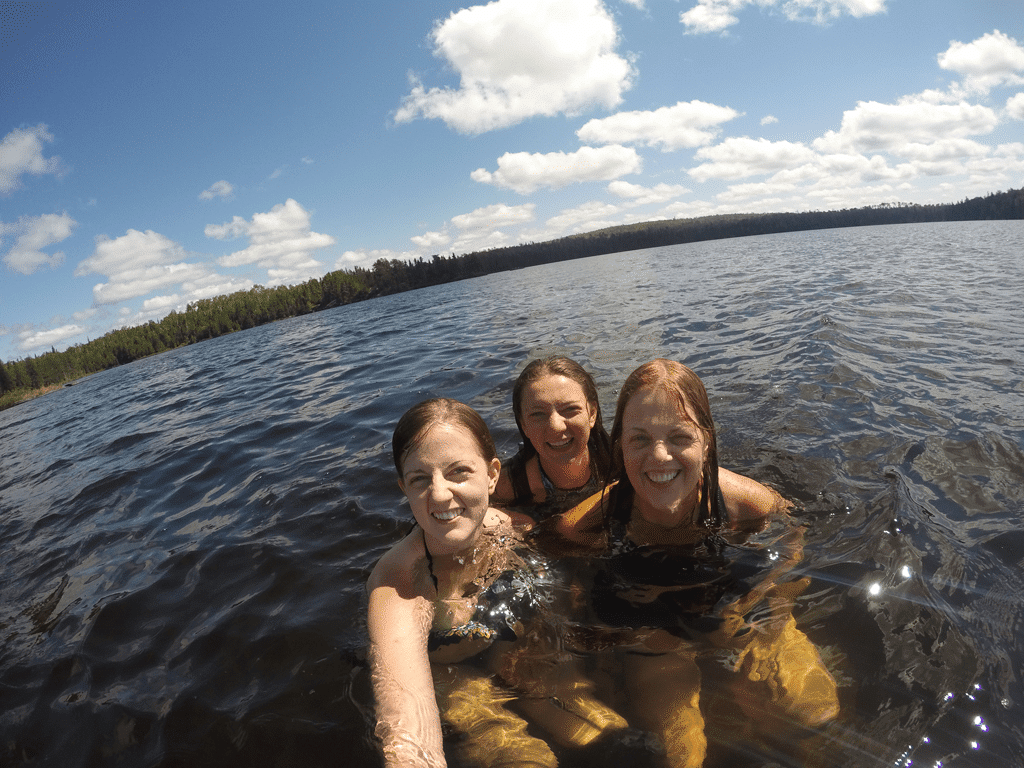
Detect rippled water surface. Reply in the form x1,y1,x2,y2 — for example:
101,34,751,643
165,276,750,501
2,221,1023,767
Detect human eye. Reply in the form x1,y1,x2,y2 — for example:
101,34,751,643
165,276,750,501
406,473,430,489
448,464,473,481
560,404,584,418
627,432,650,447
670,430,696,447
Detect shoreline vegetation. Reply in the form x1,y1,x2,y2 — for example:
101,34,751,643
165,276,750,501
2,188,1022,412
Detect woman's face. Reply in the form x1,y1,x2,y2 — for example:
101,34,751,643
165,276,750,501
520,374,597,469
399,422,500,556
620,386,707,529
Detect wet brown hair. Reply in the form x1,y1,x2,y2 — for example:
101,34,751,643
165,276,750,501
392,398,497,478
510,356,612,481
609,359,721,527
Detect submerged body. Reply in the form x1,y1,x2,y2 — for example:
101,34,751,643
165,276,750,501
548,360,839,767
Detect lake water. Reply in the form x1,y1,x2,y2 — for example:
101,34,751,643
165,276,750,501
1,220,1022,767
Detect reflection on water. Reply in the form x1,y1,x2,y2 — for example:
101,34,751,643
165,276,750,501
1,221,1023,766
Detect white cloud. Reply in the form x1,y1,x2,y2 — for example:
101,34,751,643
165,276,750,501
206,199,336,286
577,100,740,151
1008,93,1024,121
761,115,779,125
620,0,645,7
450,202,536,230
199,180,235,201
17,324,85,353
813,99,999,155
0,124,64,195
335,248,417,270
472,145,641,193
689,137,818,181
1,212,76,274
680,0,886,34
395,0,635,133
411,230,451,249
938,30,1024,95
543,200,625,234
75,229,210,305
607,180,690,205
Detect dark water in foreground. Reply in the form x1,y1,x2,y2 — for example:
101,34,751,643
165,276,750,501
1,221,1023,767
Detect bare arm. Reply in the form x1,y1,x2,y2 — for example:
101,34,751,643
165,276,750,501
367,547,446,768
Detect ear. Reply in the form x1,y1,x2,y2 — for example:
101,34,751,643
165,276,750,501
487,457,501,494
587,402,598,430
397,478,406,496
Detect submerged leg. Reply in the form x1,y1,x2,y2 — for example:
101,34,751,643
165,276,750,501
496,638,627,749
624,651,706,768
731,613,839,731
434,665,558,768
514,673,628,748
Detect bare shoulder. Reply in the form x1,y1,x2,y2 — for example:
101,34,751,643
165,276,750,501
366,529,431,598
718,467,791,527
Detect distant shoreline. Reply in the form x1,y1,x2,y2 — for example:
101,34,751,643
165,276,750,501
2,190,1021,412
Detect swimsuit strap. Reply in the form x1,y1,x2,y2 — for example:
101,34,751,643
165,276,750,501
420,526,439,591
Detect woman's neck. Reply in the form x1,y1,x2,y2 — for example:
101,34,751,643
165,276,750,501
536,450,592,490
626,499,704,546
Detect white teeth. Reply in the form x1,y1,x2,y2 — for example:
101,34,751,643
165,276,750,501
646,471,679,484
548,437,571,447
433,509,461,522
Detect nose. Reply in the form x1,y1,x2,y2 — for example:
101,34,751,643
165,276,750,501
651,440,671,461
548,412,567,433
428,476,453,504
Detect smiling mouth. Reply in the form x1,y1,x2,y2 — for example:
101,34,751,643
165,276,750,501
546,437,573,450
645,470,680,484
432,509,462,522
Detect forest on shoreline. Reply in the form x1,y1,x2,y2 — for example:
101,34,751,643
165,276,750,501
2,187,1022,410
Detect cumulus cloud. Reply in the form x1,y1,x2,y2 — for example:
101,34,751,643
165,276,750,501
1008,93,1024,121
761,115,779,125
75,229,210,305
0,124,64,194
938,30,1024,95
577,100,740,151
472,145,641,193
1,212,76,274
813,99,999,154
450,202,536,230
395,0,635,133
411,230,451,249
607,180,690,205
543,200,624,234
680,0,886,34
17,324,86,353
206,198,335,286
199,180,235,200
689,137,818,181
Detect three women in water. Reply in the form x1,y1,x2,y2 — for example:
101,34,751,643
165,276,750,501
366,357,838,768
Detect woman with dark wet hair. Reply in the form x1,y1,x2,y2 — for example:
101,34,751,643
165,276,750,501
494,356,612,517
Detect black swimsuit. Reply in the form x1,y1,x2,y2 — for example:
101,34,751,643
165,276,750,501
423,537,539,653
587,485,769,640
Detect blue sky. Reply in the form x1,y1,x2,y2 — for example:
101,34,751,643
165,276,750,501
2,0,1022,362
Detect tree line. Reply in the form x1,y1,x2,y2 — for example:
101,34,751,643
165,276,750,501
2,187,1022,409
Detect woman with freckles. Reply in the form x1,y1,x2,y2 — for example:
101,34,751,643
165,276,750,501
553,359,839,768
366,398,623,768
367,398,552,768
